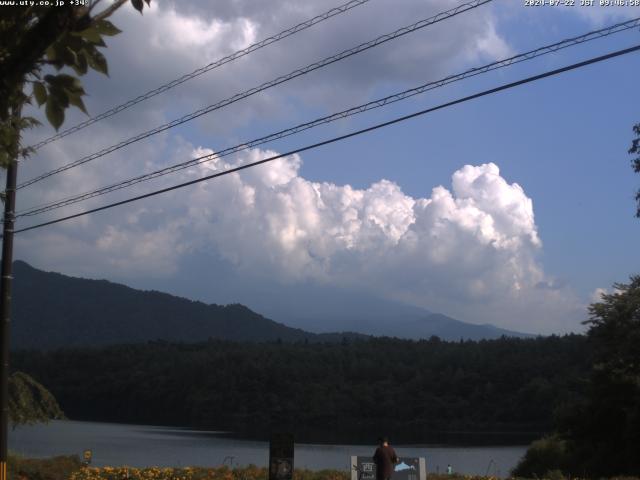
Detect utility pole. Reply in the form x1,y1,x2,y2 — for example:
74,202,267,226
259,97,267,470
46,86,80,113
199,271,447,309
0,106,20,480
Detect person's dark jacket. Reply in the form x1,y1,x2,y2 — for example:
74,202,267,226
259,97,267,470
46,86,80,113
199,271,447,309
373,445,398,480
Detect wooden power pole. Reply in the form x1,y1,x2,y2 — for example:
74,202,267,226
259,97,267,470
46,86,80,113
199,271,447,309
0,110,20,480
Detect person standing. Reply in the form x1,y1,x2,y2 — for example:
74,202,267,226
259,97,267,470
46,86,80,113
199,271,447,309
373,437,399,480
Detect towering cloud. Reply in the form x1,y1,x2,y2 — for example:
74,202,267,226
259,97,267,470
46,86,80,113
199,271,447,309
35,147,577,334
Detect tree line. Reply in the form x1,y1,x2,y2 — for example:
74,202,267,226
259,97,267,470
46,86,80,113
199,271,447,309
13,334,590,444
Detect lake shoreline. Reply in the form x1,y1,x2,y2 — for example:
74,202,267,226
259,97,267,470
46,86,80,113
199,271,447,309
9,420,527,477
56,417,538,447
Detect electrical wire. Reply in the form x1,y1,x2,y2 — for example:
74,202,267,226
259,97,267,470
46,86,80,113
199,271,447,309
15,17,640,218
26,0,373,151
17,0,492,190
12,43,640,235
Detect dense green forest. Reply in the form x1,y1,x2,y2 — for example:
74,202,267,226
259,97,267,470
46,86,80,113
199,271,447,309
13,335,589,444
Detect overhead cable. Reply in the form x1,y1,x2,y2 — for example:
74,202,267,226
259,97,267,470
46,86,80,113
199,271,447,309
17,0,492,190
12,43,640,235
27,0,373,151
15,16,640,218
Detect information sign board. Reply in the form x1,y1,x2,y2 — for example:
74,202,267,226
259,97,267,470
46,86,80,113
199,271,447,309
351,456,426,480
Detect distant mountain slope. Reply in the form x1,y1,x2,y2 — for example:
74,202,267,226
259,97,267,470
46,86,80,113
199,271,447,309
291,312,533,341
11,261,532,350
11,261,365,350
253,283,534,341
400,313,533,340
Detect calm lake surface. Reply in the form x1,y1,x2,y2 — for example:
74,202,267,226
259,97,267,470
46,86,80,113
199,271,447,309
10,421,526,477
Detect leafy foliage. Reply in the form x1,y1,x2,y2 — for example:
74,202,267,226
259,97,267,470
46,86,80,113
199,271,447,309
0,0,151,168
8,453,83,480
564,277,640,477
7,371,65,428
629,124,640,217
13,335,590,444
512,436,570,478
517,276,640,478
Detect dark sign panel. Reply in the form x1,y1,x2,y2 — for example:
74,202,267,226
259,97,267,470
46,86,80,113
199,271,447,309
269,433,294,480
353,456,377,480
351,456,426,480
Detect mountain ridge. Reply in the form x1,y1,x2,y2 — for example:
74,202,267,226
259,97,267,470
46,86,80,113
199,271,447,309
11,260,532,349
11,260,367,349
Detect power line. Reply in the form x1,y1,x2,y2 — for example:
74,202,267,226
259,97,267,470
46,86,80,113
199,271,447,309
17,0,492,190
26,0,372,151
15,17,640,218
12,44,640,235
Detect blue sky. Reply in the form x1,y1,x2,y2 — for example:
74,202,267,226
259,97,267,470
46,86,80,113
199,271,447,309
11,0,640,335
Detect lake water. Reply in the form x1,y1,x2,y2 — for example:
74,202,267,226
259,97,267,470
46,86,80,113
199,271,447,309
9,420,526,477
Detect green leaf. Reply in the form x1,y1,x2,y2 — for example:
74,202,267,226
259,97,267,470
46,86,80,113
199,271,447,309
20,146,37,159
48,85,69,109
65,78,84,95
45,74,81,94
89,36,107,47
76,26,102,43
66,91,88,115
71,29,106,46
131,0,144,13
19,116,42,129
45,45,58,62
45,43,68,70
64,46,78,66
45,97,65,131
72,51,88,75
45,74,84,94
32,82,47,106
94,20,121,36
59,45,76,66
0,126,11,144
85,47,108,76
62,32,84,52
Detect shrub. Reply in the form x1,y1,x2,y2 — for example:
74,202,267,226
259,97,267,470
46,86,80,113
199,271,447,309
8,453,83,480
511,436,570,478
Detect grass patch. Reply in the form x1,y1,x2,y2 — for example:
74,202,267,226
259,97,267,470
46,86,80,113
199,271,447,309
8,453,83,480
8,456,640,480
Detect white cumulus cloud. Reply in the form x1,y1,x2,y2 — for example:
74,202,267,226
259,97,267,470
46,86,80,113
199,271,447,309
16,145,585,334
74,147,581,333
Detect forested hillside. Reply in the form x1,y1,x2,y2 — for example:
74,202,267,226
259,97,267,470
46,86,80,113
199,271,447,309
13,335,590,444
11,261,366,349
11,261,531,348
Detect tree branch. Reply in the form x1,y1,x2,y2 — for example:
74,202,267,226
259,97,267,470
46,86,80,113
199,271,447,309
91,0,128,23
